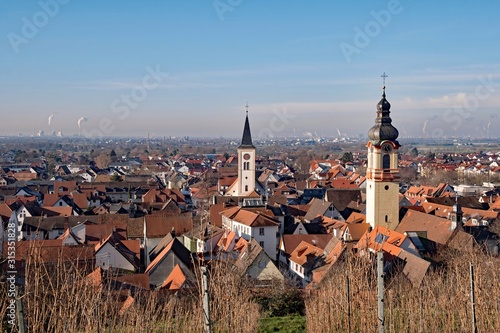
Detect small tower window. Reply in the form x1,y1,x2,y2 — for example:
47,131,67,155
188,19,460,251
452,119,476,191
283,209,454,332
383,154,390,170
245,185,248,192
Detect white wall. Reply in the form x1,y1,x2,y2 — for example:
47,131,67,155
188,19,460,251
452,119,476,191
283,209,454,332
250,224,278,261
96,243,135,272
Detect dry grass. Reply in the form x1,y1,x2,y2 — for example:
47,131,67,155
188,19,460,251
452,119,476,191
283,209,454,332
305,250,500,333
3,243,499,333
1,245,260,333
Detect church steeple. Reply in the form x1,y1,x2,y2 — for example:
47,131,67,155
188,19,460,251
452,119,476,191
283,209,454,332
365,73,401,231
368,74,399,145
239,103,255,148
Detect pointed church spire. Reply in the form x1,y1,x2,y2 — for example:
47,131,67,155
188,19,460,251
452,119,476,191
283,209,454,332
239,103,255,148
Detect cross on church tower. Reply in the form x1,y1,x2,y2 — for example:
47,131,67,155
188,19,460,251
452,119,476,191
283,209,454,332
381,72,388,96
245,102,249,114
381,72,388,86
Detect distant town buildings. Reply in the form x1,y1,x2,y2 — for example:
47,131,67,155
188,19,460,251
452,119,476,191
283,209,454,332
1,87,499,317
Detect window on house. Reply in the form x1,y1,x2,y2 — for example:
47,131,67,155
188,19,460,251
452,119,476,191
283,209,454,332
259,241,264,248
259,228,265,236
374,233,388,244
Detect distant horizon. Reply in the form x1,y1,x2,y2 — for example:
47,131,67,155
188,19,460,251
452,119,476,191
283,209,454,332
2,133,500,142
1,1,500,138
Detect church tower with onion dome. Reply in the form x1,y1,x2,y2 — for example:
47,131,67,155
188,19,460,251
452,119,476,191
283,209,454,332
366,73,401,230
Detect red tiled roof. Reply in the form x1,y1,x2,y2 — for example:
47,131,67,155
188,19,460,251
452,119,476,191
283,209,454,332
146,214,193,238
281,234,333,255
355,225,407,255
289,240,322,266
161,264,186,290
396,210,455,246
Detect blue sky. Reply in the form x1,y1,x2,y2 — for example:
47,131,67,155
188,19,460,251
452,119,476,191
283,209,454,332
1,0,499,138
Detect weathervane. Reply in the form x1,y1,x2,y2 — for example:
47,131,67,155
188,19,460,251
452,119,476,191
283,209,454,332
245,102,249,114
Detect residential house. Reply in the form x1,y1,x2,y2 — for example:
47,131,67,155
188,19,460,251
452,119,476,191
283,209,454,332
145,236,195,290
355,225,430,286
233,238,284,284
95,234,140,273
181,223,225,254
279,234,333,270
220,206,279,260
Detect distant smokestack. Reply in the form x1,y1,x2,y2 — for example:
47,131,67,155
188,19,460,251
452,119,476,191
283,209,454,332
77,117,88,135
48,114,55,126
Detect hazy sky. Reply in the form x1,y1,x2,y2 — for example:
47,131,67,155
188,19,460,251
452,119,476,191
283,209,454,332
1,0,499,139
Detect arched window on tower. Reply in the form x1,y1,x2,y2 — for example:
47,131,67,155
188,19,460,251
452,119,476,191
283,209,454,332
383,154,390,170
245,185,248,192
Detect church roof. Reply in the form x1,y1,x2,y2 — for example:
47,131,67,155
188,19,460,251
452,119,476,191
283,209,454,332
368,86,400,145
239,112,255,149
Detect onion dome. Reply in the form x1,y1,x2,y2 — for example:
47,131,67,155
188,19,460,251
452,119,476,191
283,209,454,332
368,86,399,144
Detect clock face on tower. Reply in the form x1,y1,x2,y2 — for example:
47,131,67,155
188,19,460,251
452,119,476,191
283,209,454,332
243,153,251,160
382,143,393,153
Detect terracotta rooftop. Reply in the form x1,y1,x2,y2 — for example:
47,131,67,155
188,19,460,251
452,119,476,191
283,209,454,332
396,210,455,246
289,240,323,268
161,264,187,290
281,234,333,256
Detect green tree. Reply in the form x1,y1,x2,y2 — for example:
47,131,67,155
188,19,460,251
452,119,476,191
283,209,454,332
110,174,123,182
341,152,354,164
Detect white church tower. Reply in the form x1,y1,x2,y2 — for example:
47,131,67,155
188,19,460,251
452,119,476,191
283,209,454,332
366,74,401,231
237,107,256,196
